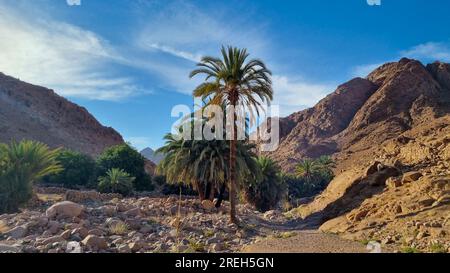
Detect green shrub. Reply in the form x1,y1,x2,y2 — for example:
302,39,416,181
42,150,96,188
0,141,62,213
97,144,153,191
98,168,134,196
284,174,331,200
152,175,166,186
243,157,286,212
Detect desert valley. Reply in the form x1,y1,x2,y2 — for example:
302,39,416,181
1,57,449,254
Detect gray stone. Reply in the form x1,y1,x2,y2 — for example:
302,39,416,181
5,226,27,239
0,244,19,253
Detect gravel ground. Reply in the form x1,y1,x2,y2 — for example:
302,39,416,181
242,230,371,253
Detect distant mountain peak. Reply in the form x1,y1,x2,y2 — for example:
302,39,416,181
140,147,164,164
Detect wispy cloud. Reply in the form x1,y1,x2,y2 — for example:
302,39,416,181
0,1,336,113
351,63,384,78
133,1,332,113
272,75,334,116
145,43,202,63
132,1,270,95
136,1,266,56
0,4,143,101
401,41,450,62
126,136,152,151
351,41,450,79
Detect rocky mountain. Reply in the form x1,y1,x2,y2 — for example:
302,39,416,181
140,147,164,164
278,58,450,252
264,58,450,173
0,72,124,157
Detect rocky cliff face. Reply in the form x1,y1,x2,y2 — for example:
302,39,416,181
282,59,450,252
265,58,450,173
0,72,124,156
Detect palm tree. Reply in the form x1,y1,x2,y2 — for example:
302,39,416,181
157,132,260,208
0,140,62,213
295,156,335,182
316,156,335,170
295,159,316,181
98,168,135,196
156,133,206,200
191,139,228,201
244,156,285,212
190,46,273,223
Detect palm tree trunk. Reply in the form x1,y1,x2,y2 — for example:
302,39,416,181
229,98,238,224
204,182,211,200
215,182,226,208
208,183,215,201
195,180,206,201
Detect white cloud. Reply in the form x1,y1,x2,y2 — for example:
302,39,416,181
145,43,202,63
272,75,333,116
401,41,450,62
136,2,266,55
0,1,335,114
351,63,383,78
0,4,143,101
351,41,450,81
133,1,268,95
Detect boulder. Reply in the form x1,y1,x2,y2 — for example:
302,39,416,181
402,172,423,183
60,230,72,240
129,241,144,252
46,201,84,219
40,235,65,245
71,227,89,239
201,200,215,210
47,220,62,234
88,229,105,236
368,167,400,186
81,235,108,250
386,177,402,189
118,244,130,253
365,161,382,176
210,243,224,252
0,244,19,253
418,197,435,208
124,207,140,217
5,226,27,239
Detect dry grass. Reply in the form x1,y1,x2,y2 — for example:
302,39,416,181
109,222,129,235
36,193,64,202
273,231,297,239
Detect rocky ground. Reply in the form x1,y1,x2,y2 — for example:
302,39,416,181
291,117,450,253
0,189,298,253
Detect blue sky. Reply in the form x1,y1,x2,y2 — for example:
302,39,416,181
1,0,450,150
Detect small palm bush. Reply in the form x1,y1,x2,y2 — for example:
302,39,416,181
0,140,62,213
98,168,134,196
243,157,286,212
97,144,153,191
